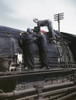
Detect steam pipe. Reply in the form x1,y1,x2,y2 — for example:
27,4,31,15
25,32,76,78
0,82,75,99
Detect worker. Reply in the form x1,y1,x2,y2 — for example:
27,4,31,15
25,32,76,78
19,28,35,70
34,19,58,39
33,27,49,69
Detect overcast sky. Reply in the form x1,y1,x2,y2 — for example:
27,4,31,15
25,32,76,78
0,0,76,34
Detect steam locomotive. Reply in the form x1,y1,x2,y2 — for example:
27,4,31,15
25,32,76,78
0,20,76,100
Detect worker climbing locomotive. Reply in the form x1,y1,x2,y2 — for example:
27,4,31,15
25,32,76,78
0,19,76,100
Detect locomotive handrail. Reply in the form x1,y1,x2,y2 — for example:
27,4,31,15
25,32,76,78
0,67,76,77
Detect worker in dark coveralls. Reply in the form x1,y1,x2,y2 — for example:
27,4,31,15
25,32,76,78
33,27,49,69
34,19,57,39
19,28,35,70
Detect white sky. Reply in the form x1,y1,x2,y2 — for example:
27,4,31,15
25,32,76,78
0,0,76,34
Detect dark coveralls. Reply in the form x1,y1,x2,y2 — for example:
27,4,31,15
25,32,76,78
37,20,57,39
20,32,35,69
34,32,49,68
